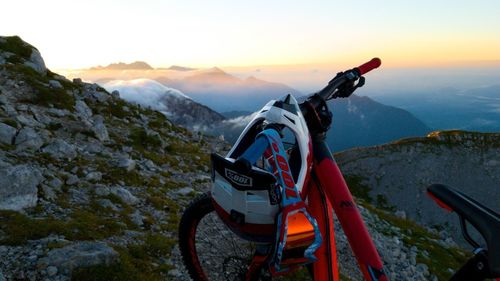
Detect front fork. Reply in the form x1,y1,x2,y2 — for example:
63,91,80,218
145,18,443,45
310,136,388,281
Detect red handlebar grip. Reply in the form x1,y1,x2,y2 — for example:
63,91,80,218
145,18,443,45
356,58,381,75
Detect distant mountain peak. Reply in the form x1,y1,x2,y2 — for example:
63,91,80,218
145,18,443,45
205,67,227,75
167,65,196,71
245,75,258,81
90,61,153,70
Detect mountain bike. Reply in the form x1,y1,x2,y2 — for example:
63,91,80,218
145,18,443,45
178,59,500,281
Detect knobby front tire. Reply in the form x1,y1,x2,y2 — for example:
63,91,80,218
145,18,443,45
178,192,268,281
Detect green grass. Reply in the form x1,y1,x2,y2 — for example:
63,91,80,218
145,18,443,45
0,208,125,245
71,234,175,281
128,127,162,149
1,118,18,128
4,64,76,110
344,175,372,203
363,204,469,280
98,98,130,119
0,36,33,62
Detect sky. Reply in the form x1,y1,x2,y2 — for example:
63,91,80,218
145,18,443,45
1,0,500,70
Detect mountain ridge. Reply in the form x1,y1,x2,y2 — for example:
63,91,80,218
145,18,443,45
90,61,154,70
335,130,500,247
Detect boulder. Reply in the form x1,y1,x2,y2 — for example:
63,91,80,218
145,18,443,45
176,187,194,196
114,155,136,172
0,164,43,210
37,241,118,275
14,127,43,150
42,139,77,160
16,114,41,127
91,115,109,142
48,80,63,89
85,171,102,182
74,100,92,120
129,210,144,227
0,122,16,145
24,48,47,75
110,187,138,205
41,184,57,201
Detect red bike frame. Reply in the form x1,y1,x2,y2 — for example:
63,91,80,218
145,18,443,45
305,136,387,281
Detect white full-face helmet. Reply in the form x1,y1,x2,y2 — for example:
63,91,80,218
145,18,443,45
210,94,313,242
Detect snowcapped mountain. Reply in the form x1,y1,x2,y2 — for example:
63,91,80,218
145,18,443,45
103,79,224,129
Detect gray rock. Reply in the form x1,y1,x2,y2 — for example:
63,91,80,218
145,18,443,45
73,78,82,84
25,48,47,75
395,210,407,219
416,263,429,276
96,199,120,211
15,127,43,150
30,108,52,125
114,156,136,172
91,115,109,142
94,185,110,196
66,174,79,186
46,265,58,277
16,114,41,127
82,142,105,154
85,171,102,182
0,122,17,145
41,184,57,200
48,177,63,190
0,94,9,105
168,269,182,277
129,210,144,227
16,104,29,111
37,241,118,275
70,188,89,204
110,187,138,205
111,90,120,98
74,100,92,120
42,139,77,160
176,187,194,196
0,164,43,210
91,88,110,103
47,108,69,117
48,80,63,89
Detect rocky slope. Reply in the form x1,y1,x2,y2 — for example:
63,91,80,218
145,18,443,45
0,35,228,280
336,130,500,248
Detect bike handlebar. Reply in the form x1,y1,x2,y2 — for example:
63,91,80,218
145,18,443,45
314,57,381,102
356,57,381,75
299,58,381,133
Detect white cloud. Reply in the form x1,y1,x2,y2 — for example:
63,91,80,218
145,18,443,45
221,112,257,128
103,78,190,112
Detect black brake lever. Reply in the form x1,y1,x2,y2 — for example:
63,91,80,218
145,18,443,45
333,76,365,98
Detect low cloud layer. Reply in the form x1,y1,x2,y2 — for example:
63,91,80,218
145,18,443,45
103,78,190,112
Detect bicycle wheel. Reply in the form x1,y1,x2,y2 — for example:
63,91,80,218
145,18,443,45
178,192,270,281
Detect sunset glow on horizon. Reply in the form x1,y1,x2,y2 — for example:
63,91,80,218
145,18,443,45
1,0,499,70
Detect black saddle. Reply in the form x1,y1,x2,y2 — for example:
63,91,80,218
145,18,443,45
427,184,500,276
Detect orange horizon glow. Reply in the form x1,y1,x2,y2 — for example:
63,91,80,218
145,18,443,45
3,1,498,71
